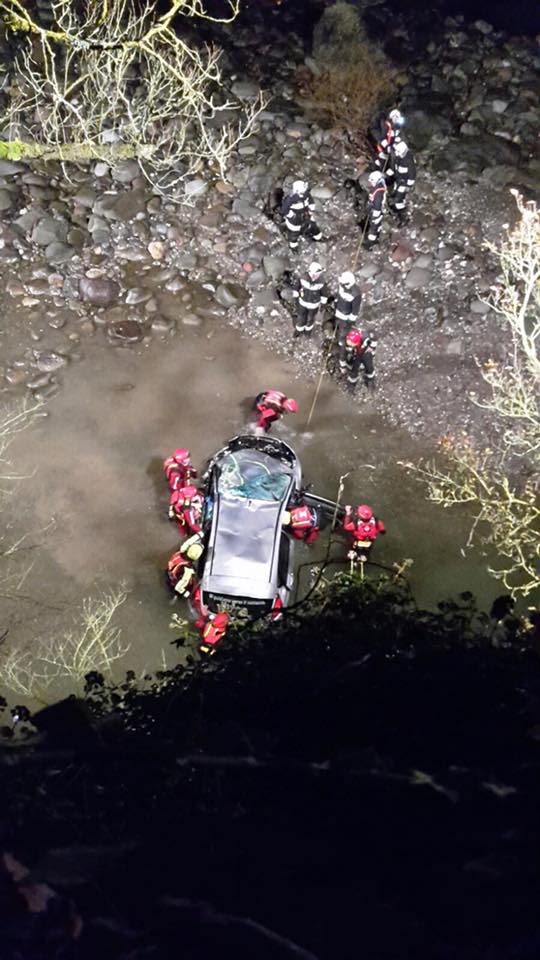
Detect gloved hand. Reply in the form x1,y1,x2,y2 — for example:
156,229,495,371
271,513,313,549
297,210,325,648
168,505,176,520
347,550,357,560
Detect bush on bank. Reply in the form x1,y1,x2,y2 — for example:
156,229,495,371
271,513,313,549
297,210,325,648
1,575,539,960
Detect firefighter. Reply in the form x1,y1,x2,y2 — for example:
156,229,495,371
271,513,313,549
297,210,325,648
333,272,362,348
343,504,385,562
363,171,387,250
339,328,377,390
163,447,196,492
199,611,230,655
280,179,323,251
371,108,405,169
254,390,298,434
389,140,416,225
291,262,329,337
169,483,204,535
283,504,320,544
167,534,203,598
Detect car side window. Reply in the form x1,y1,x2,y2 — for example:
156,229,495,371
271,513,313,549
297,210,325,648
278,533,291,588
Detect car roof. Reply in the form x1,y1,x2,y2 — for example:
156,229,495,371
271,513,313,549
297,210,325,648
204,490,292,600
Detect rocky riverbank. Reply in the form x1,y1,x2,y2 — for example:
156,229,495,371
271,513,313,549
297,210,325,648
0,1,538,444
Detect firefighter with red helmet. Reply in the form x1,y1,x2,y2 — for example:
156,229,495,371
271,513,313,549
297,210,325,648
283,504,320,544
169,483,204,534
343,504,385,561
198,611,230,655
167,534,204,598
163,448,196,492
340,328,377,390
254,390,298,434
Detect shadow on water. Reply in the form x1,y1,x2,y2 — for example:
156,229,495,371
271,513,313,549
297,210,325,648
2,322,499,701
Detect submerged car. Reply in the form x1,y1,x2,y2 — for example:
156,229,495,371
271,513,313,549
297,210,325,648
198,435,302,618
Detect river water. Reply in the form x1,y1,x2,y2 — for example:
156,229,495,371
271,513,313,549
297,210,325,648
3,322,498,703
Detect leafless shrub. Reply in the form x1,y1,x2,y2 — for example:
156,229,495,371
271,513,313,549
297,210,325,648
402,193,540,598
0,0,265,196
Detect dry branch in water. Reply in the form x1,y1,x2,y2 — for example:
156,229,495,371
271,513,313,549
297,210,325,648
402,193,540,598
0,587,129,699
0,0,265,196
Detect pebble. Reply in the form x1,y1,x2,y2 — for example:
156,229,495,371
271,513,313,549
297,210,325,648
79,276,120,306
107,319,144,343
405,268,432,290
148,241,166,260
184,178,208,199
470,298,491,314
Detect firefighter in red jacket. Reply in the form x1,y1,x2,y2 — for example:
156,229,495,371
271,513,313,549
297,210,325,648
163,448,196,492
254,390,298,434
169,483,204,534
198,611,230,655
167,535,204,597
343,504,385,561
283,504,320,544
339,328,377,390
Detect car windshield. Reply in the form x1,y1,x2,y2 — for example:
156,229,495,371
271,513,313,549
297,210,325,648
216,448,291,502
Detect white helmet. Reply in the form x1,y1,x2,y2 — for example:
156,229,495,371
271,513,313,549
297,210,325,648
339,271,355,287
389,109,405,127
308,261,323,278
393,141,409,158
292,179,308,195
368,170,384,187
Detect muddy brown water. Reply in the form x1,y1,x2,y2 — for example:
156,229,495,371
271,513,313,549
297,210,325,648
3,323,498,705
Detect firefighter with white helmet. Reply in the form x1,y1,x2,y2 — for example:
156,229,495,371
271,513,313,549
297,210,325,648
389,140,417,225
363,171,387,250
333,271,362,348
280,178,323,251
290,261,330,337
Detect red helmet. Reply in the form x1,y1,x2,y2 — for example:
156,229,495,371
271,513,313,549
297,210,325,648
346,329,363,348
357,504,373,521
173,447,191,464
178,484,198,500
283,398,298,413
213,612,230,628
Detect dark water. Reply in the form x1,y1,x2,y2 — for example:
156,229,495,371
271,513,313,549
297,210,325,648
2,322,499,704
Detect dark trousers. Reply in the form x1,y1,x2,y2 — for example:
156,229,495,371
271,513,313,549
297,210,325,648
295,305,318,334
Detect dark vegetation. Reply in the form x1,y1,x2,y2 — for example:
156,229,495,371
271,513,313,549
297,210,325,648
1,576,540,959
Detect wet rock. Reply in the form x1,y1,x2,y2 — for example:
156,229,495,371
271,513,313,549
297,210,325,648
151,315,175,335
5,368,28,386
231,79,260,100
32,217,69,246
492,99,509,114
311,185,334,200
27,372,52,390
34,351,68,373
174,250,198,271
0,159,26,175
79,276,120,306
184,178,208,199
164,275,185,293
390,241,415,263
214,282,249,309
125,287,152,305
6,280,24,297
405,267,432,290
262,255,286,280
179,312,202,327
0,189,14,211
73,186,97,208
47,315,66,330
412,254,433,270
45,242,76,263
231,197,261,220
113,189,148,221
107,319,144,343
25,279,50,296
114,242,147,262
148,240,166,260
112,160,140,184
357,261,381,278
470,298,491,314
93,162,110,177
67,228,87,249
